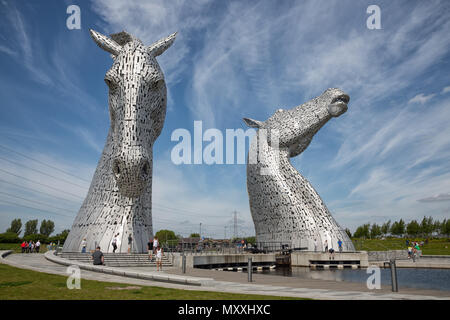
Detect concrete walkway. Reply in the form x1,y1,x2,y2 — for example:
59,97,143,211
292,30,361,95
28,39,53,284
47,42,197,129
1,251,449,300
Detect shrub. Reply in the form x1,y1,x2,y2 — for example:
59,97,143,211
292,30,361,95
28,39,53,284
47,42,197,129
0,232,21,243
22,234,48,243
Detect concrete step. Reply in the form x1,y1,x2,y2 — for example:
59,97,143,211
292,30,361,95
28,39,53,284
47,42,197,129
58,252,172,267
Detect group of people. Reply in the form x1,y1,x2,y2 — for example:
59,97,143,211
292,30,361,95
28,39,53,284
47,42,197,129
20,240,41,253
313,238,344,260
407,240,421,262
88,235,164,271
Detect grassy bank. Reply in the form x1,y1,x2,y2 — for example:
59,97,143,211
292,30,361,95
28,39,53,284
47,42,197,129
0,243,49,253
0,263,302,300
352,238,450,255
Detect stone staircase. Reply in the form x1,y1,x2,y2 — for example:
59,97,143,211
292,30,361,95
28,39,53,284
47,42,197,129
57,252,172,267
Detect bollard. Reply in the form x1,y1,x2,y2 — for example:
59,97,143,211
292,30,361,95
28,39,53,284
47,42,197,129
248,257,253,282
182,253,186,274
390,259,398,292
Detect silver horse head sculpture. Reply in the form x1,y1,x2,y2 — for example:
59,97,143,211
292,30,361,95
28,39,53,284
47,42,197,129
244,88,355,252
63,30,176,253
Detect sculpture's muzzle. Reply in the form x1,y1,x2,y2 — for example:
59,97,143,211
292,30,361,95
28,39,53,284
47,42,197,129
112,154,151,198
328,93,350,117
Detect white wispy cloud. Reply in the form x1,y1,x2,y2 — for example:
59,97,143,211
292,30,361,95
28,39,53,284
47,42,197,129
408,93,435,104
418,193,450,202
442,86,450,94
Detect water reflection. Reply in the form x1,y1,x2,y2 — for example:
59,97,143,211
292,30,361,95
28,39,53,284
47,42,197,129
261,267,450,291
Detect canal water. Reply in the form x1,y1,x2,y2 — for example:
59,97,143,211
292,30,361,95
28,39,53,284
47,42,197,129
261,267,450,291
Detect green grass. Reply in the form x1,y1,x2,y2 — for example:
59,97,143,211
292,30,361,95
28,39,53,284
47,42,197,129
0,263,303,300
352,238,450,255
0,243,48,253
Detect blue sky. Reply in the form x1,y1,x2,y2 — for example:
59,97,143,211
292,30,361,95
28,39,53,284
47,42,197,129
0,0,449,238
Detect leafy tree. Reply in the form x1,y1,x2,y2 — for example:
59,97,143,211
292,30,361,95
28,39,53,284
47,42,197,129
244,236,256,244
24,219,38,237
48,229,70,244
390,219,405,236
155,229,178,244
406,220,420,236
189,233,200,238
353,224,370,238
420,216,434,237
442,219,450,236
6,218,22,235
381,220,391,236
344,228,352,238
370,223,382,239
433,220,442,235
39,220,55,237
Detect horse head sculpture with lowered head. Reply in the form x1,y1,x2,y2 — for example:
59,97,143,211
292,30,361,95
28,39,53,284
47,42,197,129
62,30,176,254
90,29,176,198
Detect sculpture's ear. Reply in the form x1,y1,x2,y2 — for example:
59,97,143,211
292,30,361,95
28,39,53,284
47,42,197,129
89,29,122,57
243,118,263,128
147,32,177,57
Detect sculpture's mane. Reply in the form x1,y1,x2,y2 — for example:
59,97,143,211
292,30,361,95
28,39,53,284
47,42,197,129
110,31,144,56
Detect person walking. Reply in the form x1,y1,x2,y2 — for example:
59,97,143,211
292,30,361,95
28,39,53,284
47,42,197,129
91,246,105,265
338,239,343,253
147,238,154,260
81,238,87,253
324,240,328,253
35,240,41,253
127,234,133,253
111,234,118,253
155,245,163,271
313,239,318,252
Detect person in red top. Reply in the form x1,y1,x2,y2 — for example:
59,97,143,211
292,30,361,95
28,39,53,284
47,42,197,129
20,241,26,253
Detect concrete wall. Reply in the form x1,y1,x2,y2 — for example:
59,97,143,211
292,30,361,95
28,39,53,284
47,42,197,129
171,253,276,268
367,250,421,261
291,251,369,267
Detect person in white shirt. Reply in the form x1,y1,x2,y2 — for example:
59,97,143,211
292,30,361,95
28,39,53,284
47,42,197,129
35,240,41,253
112,234,118,253
153,236,159,255
81,238,87,253
155,246,163,271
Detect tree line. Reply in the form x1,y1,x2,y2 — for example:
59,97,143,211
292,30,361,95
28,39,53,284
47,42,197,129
352,216,450,239
0,218,69,243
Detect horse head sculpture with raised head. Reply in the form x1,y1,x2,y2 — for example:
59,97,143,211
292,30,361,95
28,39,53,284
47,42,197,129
243,88,354,252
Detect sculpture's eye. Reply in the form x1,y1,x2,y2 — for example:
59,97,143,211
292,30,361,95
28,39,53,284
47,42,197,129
105,78,117,90
150,79,164,91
